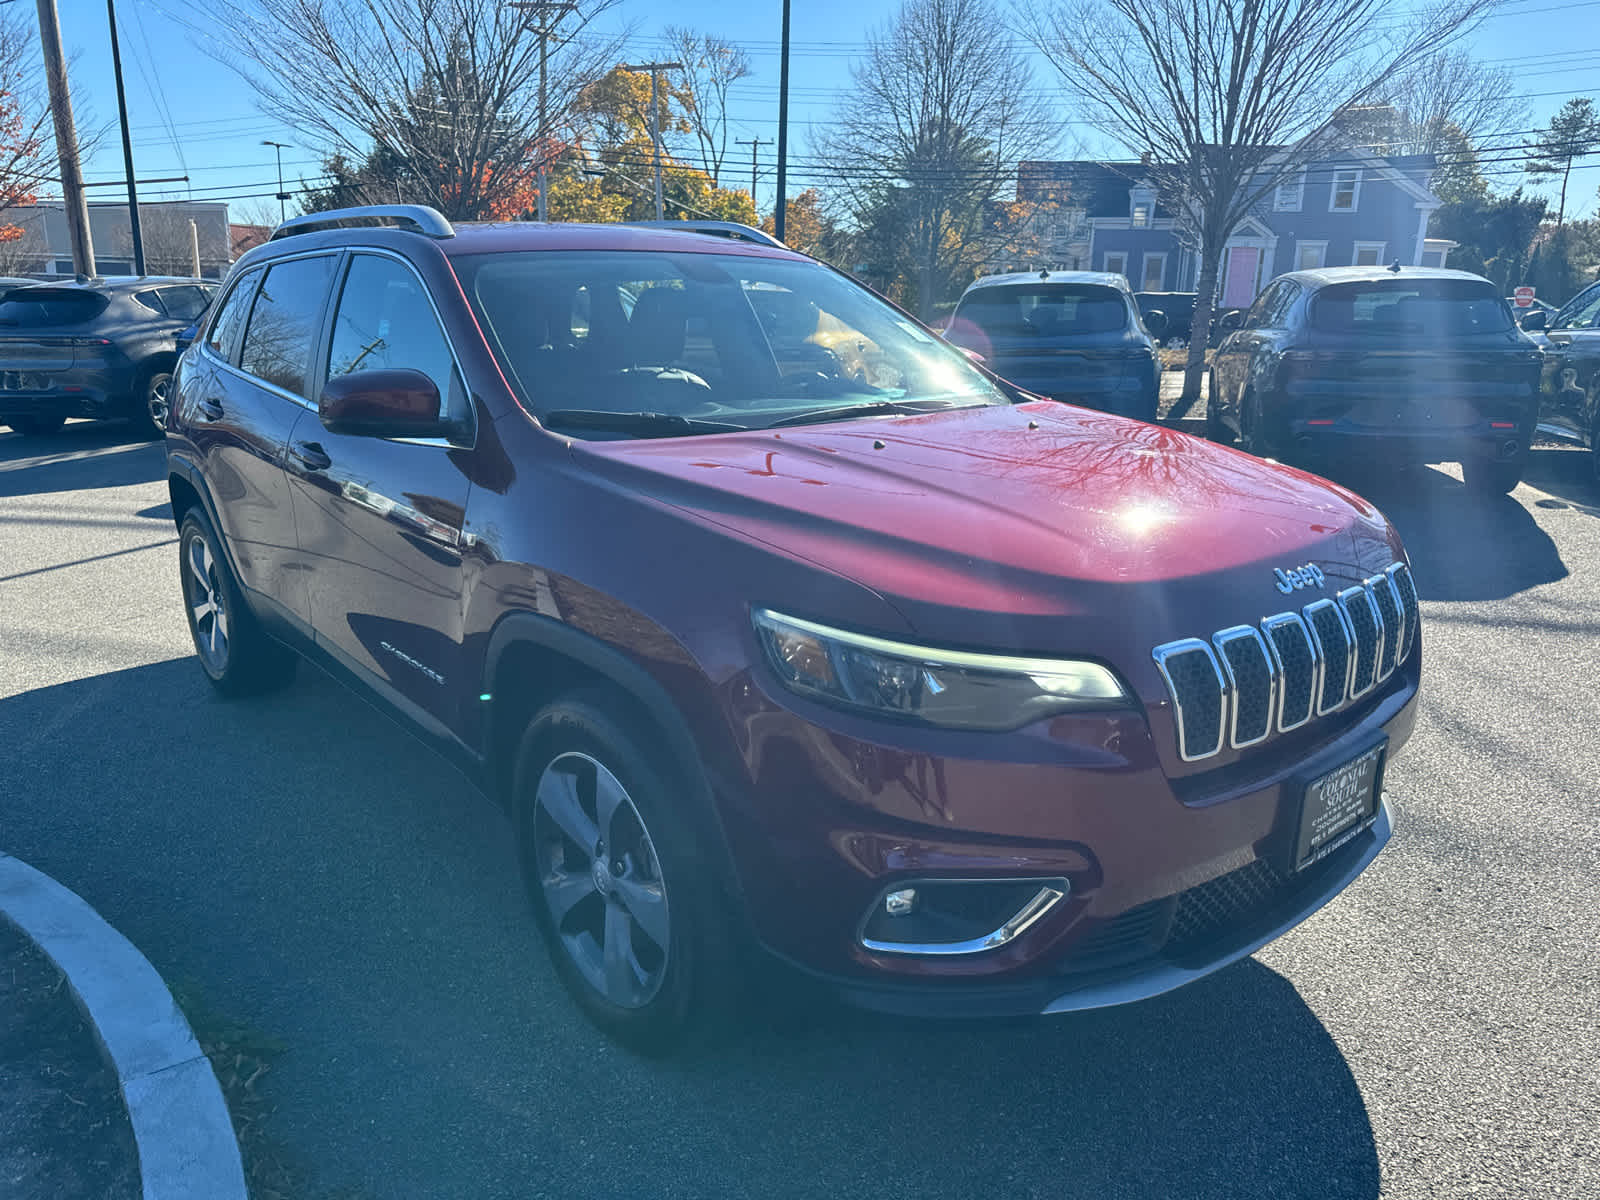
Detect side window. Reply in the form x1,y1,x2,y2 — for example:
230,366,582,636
206,268,262,362
239,255,336,398
133,288,166,315
1243,282,1282,329
158,285,210,321
1553,285,1600,331
1267,282,1299,327
326,254,467,424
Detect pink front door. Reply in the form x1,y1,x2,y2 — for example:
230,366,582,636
1222,246,1261,309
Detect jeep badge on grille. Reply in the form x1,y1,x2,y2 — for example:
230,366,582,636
1274,563,1326,594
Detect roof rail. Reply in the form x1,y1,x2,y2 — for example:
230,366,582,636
625,219,786,248
268,204,455,242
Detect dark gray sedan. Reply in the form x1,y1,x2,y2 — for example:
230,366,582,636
1208,266,1543,493
0,276,216,437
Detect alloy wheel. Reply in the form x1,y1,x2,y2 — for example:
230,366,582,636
532,752,670,1009
185,534,230,672
146,374,172,432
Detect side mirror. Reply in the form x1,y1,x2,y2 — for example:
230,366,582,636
319,368,450,438
1518,309,1547,331
1144,309,1168,336
1217,310,1244,334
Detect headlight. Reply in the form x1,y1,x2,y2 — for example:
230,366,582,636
752,610,1131,731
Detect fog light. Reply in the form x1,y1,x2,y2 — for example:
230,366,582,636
884,888,917,917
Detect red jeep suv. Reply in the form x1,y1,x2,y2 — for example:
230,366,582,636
165,206,1421,1050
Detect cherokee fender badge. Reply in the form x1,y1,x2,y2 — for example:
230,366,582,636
1273,563,1327,594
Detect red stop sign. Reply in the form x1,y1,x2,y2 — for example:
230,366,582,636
1514,286,1535,308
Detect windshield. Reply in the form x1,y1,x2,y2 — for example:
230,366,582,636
1309,279,1512,337
0,290,108,328
452,250,1006,435
947,283,1131,346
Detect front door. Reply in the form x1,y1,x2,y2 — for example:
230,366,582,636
282,251,476,741
1540,282,1600,441
1222,246,1261,310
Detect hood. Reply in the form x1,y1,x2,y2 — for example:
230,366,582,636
573,401,1402,654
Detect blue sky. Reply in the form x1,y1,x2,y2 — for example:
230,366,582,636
54,0,1600,223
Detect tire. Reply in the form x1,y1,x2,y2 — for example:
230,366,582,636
137,364,175,439
1462,454,1524,495
1238,391,1267,457
4,415,65,437
1204,369,1229,443
511,691,734,1054
177,510,297,696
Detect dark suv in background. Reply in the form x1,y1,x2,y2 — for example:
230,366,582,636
1208,266,1543,493
0,276,216,437
167,205,1421,1051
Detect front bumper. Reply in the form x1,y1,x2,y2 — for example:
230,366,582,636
717,651,1417,1017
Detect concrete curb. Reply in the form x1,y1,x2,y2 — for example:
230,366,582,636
0,852,247,1200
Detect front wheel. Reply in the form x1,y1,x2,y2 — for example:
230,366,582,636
1462,454,1524,495
512,692,733,1054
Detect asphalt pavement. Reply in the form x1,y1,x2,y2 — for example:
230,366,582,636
1,421,1597,1199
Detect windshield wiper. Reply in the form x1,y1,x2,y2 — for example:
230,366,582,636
538,409,747,438
763,398,974,430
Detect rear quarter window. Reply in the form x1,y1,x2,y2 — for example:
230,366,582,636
0,291,110,327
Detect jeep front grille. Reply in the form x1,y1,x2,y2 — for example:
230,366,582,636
1151,562,1417,762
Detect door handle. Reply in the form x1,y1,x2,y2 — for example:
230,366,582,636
290,440,332,472
197,398,224,421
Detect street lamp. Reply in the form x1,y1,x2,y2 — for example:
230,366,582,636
262,140,291,223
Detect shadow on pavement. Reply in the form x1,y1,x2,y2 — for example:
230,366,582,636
1522,444,1600,517
0,424,163,499
1314,462,1567,603
1,656,1380,1200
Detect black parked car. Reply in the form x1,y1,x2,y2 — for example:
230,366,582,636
1134,291,1195,346
943,270,1161,420
1207,266,1543,493
0,276,217,437
1525,278,1600,478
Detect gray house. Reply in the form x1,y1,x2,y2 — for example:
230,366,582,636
0,200,232,279
1001,156,1456,306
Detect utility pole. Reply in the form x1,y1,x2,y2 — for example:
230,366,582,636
736,137,764,210
509,1,576,223
106,0,142,274
35,0,95,276
621,61,682,221
775,0,791,242
262,140,291,224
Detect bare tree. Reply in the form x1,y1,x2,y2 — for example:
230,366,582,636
823,0,1053,317
114,206,229,277
207,0,627,220
663,28,752,187
0,6,65,232
1022,0,1503,411
1376,50,1526,157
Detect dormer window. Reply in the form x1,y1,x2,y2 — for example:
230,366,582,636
1129,185,1155,228
1131,202,1150,227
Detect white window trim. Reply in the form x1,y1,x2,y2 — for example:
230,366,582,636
1140,252,1167,291
1274,171,1306,212
1295,240,1328,271
1103,252,1128,278
1330,168,1362,213
1353,240,1387,267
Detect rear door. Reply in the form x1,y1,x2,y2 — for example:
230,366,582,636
282,250,476,740
1539,283,1600,441
187,253,339,628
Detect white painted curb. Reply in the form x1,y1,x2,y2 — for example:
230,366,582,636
0,852,247,1200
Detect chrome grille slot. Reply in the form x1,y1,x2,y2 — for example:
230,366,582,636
1151,640,1226,761
1151,562,1415,762
1262,613,1319,732
1338,586,1382,699
1212,626,1277,748
1303,599,1354,715
1388,563,1419,662
1369,573,1402,681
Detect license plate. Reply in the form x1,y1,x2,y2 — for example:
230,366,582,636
1294,742,1384,870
